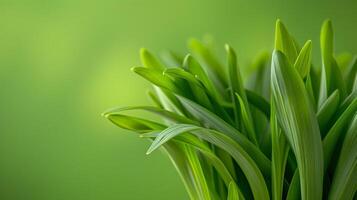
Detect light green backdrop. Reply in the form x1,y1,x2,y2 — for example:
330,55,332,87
0,0,356,199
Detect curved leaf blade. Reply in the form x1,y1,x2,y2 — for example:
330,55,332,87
294,40,312,79
328,115,357,199
147,124,270,200
228,182,241,200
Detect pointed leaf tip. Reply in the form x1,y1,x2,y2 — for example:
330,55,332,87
274,20,298,63
146,145,156,155
139,48,164,70
140,47,147,55
101,112,109,118
130,66,138,72
294,40,312,78
224,43,230,51
322,19,332,28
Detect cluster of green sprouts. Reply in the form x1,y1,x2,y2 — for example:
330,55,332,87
103,19,357,200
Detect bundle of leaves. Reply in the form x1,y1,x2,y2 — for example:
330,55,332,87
103,20,357,200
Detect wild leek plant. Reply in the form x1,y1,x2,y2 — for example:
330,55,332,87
103,20,357,200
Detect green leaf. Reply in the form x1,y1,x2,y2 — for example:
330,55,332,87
336,53,352,73
147,124,270,200
188,39,228,94
140,48,165,70
319,19,339,107
309,66,321,103
164,68,203,87
174,134,236,186
322,98,357,169
305,73,317,110
132,67,190,115
149,132,244,199
294,40,312,78
106,19,357,200
183,54,219,100
353,74,357,92
271,102,289,200
132,67,180,94
328,114,357,199
147,90,164,108
226,44,249,129
163,67,213,109
330,58,346,98
316,89,340,135
227,182,240,200
275,19,299,64
245,89,271,118
103,106,199,125
271,50,324,200
339,91,357,114
183,55,233,121
104,113,165,133
286,170,301,200
176,95,271,178
320,20,334,68
344,56,357,93
185,145,212,200
236,93,258,145
153,87,186,115
160,141,202,200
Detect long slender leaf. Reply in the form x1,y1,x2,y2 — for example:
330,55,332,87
176,95,272,178
328,114,357,200
185,145,212,200
147,124,270,200
164,67,213,109
344,56,357,93
161,141,201,200
140,48,165,70
245,89,271,118
319,20,333,107
271,102,289,200
103,106,199,125
317,89,340,135
275,19,298,64
227,182,240,200
226,44,251,129
271,50,324,200
294,40,312,78
286,170,301,200
323,98,357,169
132,67,180,94
188,39,228,94
236,93,258,144
104,113,165,132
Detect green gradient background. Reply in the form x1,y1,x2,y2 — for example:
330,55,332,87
0,0,356,199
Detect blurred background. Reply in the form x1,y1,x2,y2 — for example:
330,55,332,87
0,0,356,199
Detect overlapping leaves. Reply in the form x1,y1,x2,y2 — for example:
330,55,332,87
104,20,357,200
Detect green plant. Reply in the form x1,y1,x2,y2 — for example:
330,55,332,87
103,19,357,200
